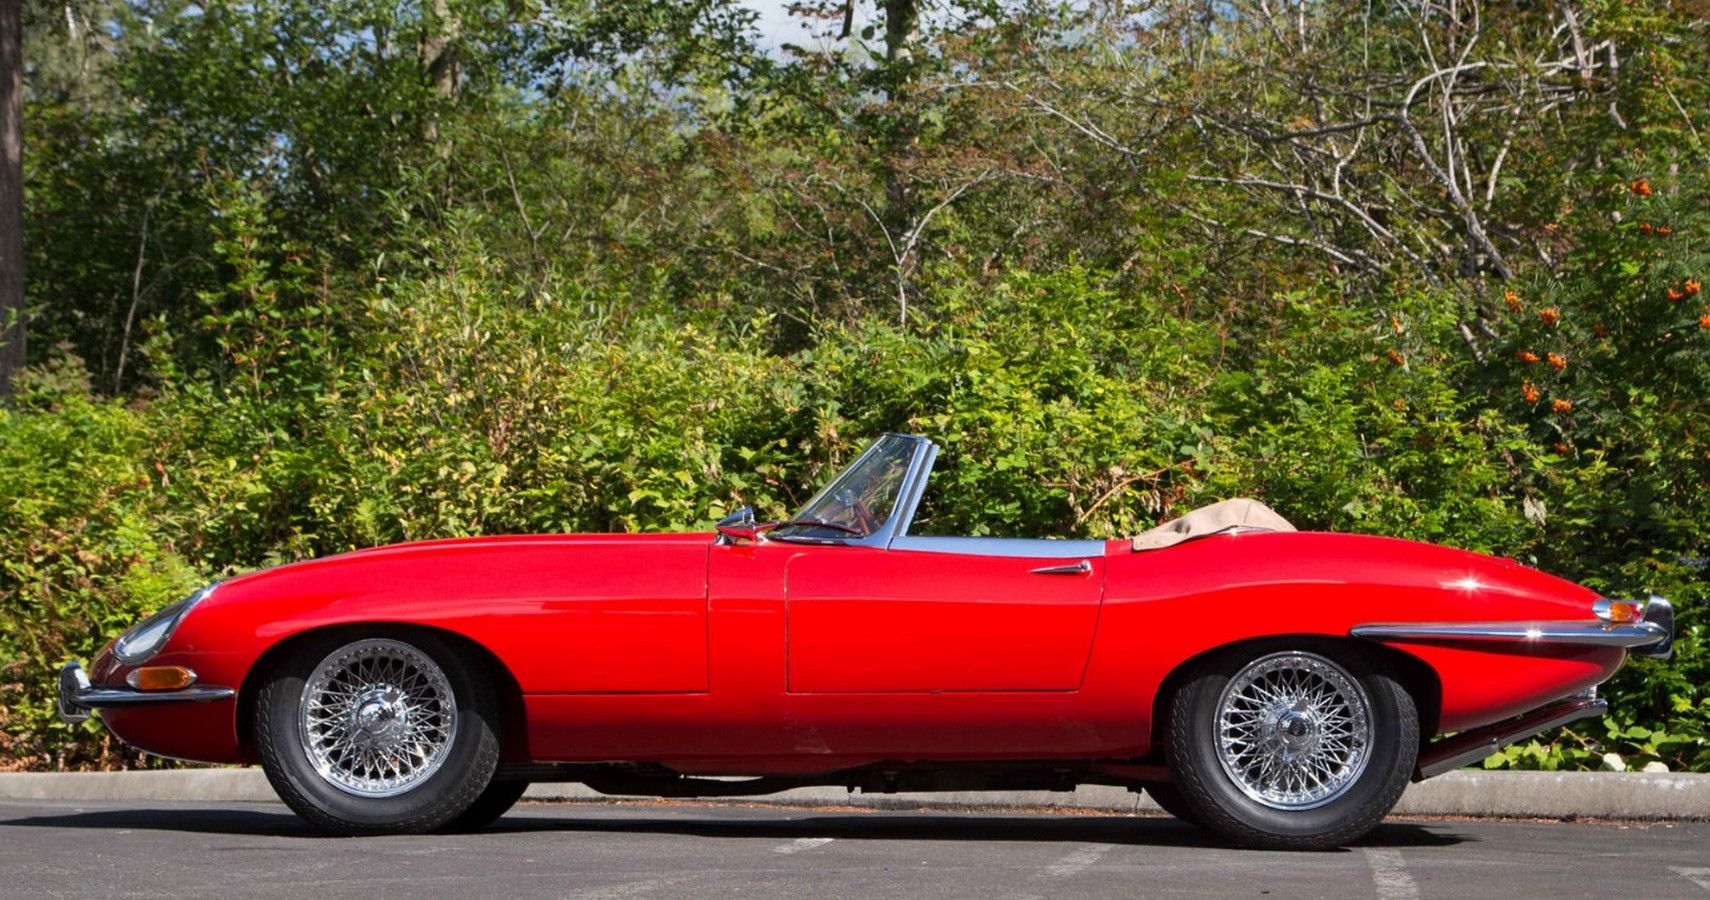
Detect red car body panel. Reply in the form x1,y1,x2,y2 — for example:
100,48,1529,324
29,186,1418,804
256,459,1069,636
784,546,1104,692
92,526,1625,774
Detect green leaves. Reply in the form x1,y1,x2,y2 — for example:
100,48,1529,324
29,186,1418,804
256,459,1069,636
6,0,1708,774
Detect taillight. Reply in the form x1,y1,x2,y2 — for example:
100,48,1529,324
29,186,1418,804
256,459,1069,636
1592,598,1645,624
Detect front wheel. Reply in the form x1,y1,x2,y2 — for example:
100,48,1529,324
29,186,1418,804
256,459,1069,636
1140,781,1202,827
255,632,503,835
1165,641,1418,850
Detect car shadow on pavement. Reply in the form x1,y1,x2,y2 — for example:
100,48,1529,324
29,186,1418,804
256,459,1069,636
486,811,1469,850
0,806,1469,851
0,806,318,837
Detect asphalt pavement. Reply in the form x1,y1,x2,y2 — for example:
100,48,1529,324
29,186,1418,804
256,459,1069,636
2,798,1707,899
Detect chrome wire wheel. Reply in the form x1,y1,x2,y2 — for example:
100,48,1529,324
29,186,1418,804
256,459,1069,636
298,638,458,798
1213,651,1372,810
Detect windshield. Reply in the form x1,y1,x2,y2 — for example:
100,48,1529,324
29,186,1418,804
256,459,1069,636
772,435,920,541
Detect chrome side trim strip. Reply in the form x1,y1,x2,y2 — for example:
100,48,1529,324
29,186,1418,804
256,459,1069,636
891,535,1106,559
1350,621,1669,649
1415,697,1607,780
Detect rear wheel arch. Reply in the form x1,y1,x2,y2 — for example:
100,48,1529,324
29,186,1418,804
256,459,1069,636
236,622,529,766
1148,633,1442,761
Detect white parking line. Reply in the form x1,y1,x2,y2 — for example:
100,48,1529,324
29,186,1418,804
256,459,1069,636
570,877,696,899
774,837,835,854
1363,848,1422,900
1042,844,1114,878
1673,867,1710,892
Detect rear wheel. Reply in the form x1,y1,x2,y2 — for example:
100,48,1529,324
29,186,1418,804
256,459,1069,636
1165,641,1418,850
255,632,502,835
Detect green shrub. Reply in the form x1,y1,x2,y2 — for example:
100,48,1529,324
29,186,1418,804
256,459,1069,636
1,256,1704,771
0,359,203,769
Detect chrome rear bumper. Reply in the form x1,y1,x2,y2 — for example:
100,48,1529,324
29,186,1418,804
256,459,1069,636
1414,695,1608,780
1351,595,1675,661
1636,595,1675,659
57,661,236,725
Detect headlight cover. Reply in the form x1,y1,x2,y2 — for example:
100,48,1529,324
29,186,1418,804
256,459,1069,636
113,585,216,665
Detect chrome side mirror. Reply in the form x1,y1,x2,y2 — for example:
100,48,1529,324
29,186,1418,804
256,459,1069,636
715,506,761,544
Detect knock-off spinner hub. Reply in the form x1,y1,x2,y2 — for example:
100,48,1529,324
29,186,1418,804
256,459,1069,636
352,687,408,744
1274,705,1319,755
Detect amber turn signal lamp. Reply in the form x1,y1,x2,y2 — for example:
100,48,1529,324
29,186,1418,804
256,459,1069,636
1593,598,1645,624
126,666,197,691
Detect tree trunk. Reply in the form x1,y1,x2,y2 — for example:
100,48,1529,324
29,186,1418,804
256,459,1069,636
0,0,25,403
417,0,461,144
882,0,918,67
881,0,919,224
421,0,461,98
881,0,919,322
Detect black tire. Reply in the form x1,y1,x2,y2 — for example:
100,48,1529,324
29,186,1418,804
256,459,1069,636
442,778,530,832
1141,781,1203,827
255,630,503,836
1165,639,1418,850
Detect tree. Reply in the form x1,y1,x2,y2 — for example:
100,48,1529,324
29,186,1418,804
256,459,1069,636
1003,1,1689,359
778,0,996,325
0,0,23,402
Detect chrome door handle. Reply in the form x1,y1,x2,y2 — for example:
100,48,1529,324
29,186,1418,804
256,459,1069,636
1029,560,1092,575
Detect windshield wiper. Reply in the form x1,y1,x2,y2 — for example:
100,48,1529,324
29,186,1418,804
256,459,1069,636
767,517,864,536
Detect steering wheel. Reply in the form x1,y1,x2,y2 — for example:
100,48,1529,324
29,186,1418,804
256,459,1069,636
835,489,880,536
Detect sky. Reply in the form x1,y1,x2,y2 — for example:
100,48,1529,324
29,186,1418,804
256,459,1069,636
738,0,877,53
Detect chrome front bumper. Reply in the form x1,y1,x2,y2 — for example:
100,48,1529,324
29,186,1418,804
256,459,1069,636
56,661,236,724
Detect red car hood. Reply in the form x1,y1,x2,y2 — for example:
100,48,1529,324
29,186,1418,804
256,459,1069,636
217,531,716,592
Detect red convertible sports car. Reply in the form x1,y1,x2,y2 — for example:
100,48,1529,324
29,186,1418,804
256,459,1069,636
59,433,1673,848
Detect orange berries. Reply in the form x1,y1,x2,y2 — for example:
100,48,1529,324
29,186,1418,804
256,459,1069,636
1522,381,1541,404
1504,290,1524,313
1517,350,1541,364
1547,353,1567,371
1391,315,1404,334
1700,313,1710,330
1551,398,1574,413
1668,288,1686,302
1658,225,1673,235
1686,279,1701,295
1386,348,1406,366
1538,307,1561,326
1553,442,1571,454
1630,178,1653,196
1639,222,1655,235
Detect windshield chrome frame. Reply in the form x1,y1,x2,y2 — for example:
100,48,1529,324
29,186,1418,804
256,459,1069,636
770,433,938,548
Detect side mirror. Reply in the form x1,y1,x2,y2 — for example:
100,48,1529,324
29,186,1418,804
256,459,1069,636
715,506,761,544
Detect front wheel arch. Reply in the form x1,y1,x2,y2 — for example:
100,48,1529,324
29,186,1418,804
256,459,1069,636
1148,633,1441,763
236,622,529,766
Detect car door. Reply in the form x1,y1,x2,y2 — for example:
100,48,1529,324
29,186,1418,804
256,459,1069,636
784,541,1106,692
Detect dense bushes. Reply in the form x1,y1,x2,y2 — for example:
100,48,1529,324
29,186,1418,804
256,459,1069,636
3,253,1705,770
3,0,1706,772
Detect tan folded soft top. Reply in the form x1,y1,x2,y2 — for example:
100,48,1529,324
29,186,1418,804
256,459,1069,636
1130,498,1295,551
